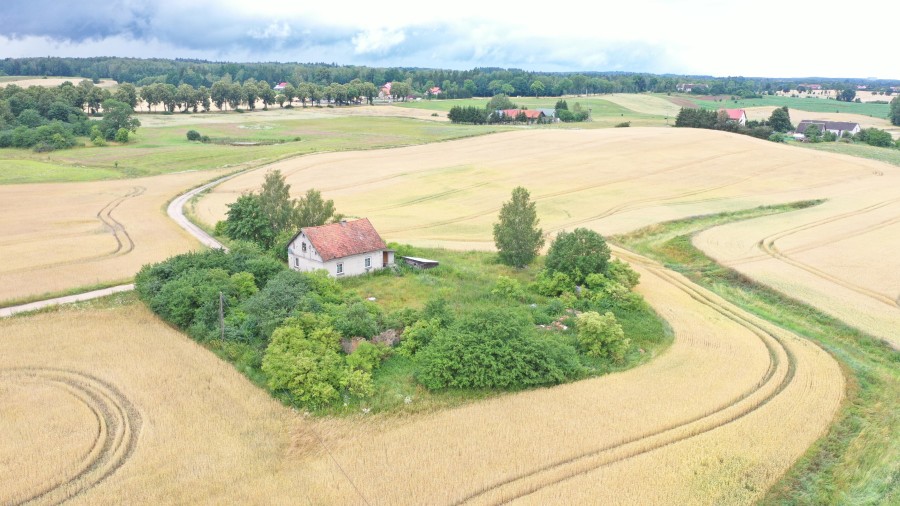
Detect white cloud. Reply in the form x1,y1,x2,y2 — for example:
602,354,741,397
352,28,406,55
0,0,897,77
249,22,292,40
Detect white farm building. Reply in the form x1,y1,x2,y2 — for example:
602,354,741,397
287,218,394,277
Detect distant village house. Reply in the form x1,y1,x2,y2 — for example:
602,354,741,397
495,109,550,124
287,218,394,278
676,83,707,93
721,108,747,126
795,120,861,138
273,82,288,91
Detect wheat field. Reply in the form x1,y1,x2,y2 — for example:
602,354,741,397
6,126,896,503
0,168,234,305
0,255,843,504
195,128,899,349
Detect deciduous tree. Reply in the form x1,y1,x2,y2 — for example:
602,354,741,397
545,227,611,284
296,189,337,227
768,106,793,132
493,187,544,268
890,96,900,126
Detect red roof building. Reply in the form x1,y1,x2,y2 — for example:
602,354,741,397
497,109,545,122
722,108,747,126
288,218,394,277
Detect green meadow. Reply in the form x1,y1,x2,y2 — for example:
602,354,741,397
678,94,891,118
0,113,502,184
395,97,670,127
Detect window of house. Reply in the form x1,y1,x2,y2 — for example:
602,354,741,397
336,262,343,275
365,257,371,268
301,242,307,253
294,257,299,267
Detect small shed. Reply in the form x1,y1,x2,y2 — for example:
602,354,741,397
401,256,440,269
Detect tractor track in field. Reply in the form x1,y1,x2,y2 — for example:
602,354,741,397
453,248,798,506
0,368,141,506
723,196,900,309
4,186,145,275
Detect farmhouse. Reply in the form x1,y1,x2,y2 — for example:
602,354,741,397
287,218,394,277
428,86,442,96
676,83,706,93
795,120,861,138
721,108,747,126
379,82,392,101
496,109,546,123
273,82,288,91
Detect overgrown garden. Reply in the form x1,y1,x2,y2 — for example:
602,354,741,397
136,186,669,414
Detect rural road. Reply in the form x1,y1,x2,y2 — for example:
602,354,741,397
165,172,241,251
0,284,135,317
0,171,244,318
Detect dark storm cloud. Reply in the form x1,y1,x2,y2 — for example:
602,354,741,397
0,0,156,41
0,1,354,55
0,1,673,72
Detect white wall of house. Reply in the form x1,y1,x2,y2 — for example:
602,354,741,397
322,251,394,278
826,125,861,137
288,232,325,273
287,232,395,277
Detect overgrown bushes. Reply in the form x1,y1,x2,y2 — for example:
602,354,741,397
136,239,661,413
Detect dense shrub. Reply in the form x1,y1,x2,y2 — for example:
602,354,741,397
576,311,629,361
856,128,894,147
416,307,582,390
545,228,611,285
448,105,489,124
186,129,201,141
328,300,381,338
346,341,391,373
262,323,347,408
397,318,442,357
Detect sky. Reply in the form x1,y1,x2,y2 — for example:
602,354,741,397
0,0,896,79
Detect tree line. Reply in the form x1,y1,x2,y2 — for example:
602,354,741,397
0,57,724,99
0,79,139,151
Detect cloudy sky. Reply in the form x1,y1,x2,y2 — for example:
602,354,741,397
0,0,895,78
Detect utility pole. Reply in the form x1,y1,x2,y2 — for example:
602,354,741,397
219,292,225,341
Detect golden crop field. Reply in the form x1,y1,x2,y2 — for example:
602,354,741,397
0,168,233,305
195,128,900,348
695,182,900,348
0,255,843,504
4,125,896,503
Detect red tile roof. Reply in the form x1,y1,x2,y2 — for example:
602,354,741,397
499,109,544,119
724,108,746,120
302,218,387,261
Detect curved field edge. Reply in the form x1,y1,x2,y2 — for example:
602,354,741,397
613,201,900,505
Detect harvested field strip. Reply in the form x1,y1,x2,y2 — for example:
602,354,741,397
0,368,141,505
456,247,797,505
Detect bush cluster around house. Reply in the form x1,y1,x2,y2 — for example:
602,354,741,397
135,237,670,415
